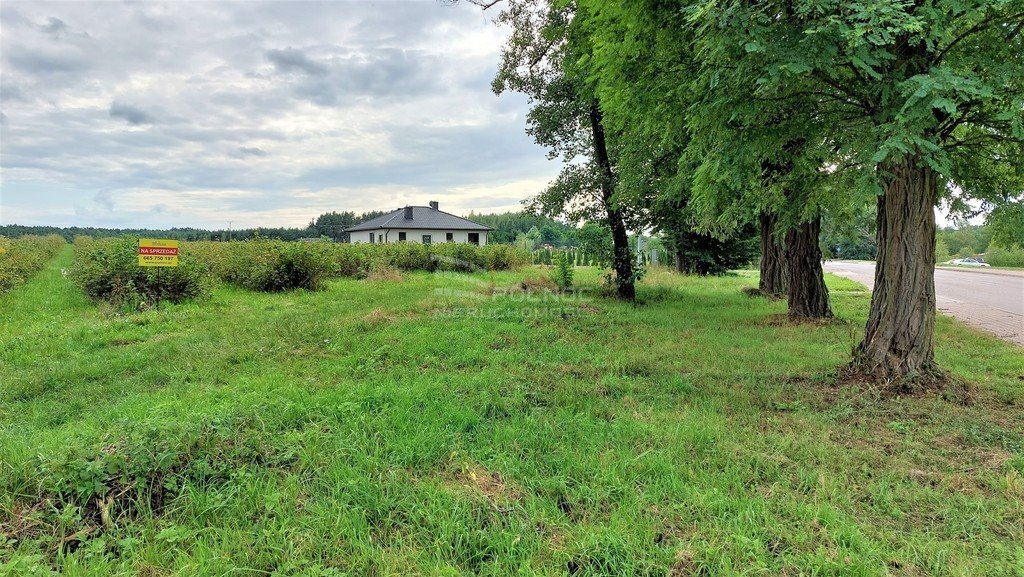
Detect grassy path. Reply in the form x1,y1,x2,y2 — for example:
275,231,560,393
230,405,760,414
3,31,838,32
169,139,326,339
0,245,91,327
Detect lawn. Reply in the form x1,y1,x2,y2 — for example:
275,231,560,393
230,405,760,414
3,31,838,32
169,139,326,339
1,246,1022,576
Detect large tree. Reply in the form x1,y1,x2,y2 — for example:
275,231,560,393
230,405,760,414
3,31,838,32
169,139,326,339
583,1,835,319
489,0,638,299
675,0,1022,383
580,0,1022,381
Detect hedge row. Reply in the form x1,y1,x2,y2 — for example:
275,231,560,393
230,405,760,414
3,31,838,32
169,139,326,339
187,240,530,291
187,239,336,292
0,234,65,294
70,238,531,304
69,236,210,310
983,244,1024,268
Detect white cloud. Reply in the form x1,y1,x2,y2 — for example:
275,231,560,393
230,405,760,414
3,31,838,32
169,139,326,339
0,1,558,229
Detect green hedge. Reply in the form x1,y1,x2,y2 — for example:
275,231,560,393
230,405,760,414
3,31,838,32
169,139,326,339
70,236,209,310
186,240,530,290
0,234,65,294
984,244,1024,268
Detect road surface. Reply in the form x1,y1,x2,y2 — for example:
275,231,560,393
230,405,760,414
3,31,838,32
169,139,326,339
823,261,1024,347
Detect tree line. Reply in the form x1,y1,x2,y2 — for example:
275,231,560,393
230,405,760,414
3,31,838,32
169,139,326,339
474,0,1024,387
0,211,575,244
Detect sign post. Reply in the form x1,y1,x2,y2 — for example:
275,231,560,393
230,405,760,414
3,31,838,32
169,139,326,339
138,239,179,267
139,239,179,308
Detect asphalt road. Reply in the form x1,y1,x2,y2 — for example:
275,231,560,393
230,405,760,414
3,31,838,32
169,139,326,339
823,261,1024,347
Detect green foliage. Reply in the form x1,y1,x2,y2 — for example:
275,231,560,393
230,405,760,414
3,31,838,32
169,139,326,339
465,212,577,246
937,225,993,257
216,239,335,292
983,244,1024,268
550,250,574,289
935,236,952,265
670,227,759,276
0,235,64,293
69,236,209,310
574,223,613,268
186,240,530,289
986,202,1024,250
821,207,877,261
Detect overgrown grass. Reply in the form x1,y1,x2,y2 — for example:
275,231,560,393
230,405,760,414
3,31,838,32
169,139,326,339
0,235,65,294
1,252,1022,575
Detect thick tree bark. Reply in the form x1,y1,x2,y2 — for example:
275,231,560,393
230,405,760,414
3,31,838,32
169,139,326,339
784,216,832,319
758,212,787,296
589,102,635,300
851,156,939,383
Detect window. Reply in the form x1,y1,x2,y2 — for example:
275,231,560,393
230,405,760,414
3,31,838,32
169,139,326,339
422,234,431,245
398,232,406,241
446,232,454,242
369,232,375,243
468,233,479,245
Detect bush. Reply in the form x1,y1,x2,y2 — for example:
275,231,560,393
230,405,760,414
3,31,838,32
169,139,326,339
219,239,335,292
0,234,65,293
327,242,529,278
551,250,574,290
984,244,1024,268
70,236,209,310
184,240,531,290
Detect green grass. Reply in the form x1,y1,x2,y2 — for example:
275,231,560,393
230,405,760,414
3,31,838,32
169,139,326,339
1,248,1022,576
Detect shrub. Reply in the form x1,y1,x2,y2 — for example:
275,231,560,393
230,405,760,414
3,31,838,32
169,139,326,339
551,250,574,290
70,236,209,310
0,234,65,293
478,243,530,271
185,240,531,289
218,239,335,292
984,244,1024,268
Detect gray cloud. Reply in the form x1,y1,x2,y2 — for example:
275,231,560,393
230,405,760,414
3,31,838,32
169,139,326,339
40,17,67,36
6,48,90,75
109,101,155,125
266,47,327,76
236,146,267,157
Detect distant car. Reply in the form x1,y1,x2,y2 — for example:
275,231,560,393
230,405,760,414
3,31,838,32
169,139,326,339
947,257,991,267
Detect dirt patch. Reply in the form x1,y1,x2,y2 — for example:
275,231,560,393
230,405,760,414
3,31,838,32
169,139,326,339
519,277,558,293
108,337,144,347
362,308,398,325
450,464,521,504
836,364,973,403
669,549,697,576
742,287,784,300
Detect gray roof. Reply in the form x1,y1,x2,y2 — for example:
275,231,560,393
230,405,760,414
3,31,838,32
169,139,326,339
345,206,492,232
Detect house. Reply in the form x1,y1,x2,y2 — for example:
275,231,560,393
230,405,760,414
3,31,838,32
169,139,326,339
345,201,491,245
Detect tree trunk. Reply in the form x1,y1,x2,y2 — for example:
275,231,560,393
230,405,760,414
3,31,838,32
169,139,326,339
784,216,832,319
674,250,684,273
851,156,939,383
758,211,787,296
589,102,635,300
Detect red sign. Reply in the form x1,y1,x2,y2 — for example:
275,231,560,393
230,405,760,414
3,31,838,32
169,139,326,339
139,247,179,255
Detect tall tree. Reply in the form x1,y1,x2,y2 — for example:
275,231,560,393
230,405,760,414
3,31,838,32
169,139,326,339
583,1,834,318
680,0,1022,383
489,0,638,299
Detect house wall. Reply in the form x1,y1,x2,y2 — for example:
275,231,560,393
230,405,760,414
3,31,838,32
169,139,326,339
349,229,488,246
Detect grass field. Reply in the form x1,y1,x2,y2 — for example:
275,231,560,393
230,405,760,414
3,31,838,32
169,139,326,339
2,246,1023,576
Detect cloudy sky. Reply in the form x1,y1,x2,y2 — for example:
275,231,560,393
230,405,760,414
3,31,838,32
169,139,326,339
0,1,559,229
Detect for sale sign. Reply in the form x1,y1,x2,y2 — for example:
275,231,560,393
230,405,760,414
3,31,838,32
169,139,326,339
138,239,179,267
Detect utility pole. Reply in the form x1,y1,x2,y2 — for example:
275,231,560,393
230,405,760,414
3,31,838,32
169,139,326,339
228,221,232,242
